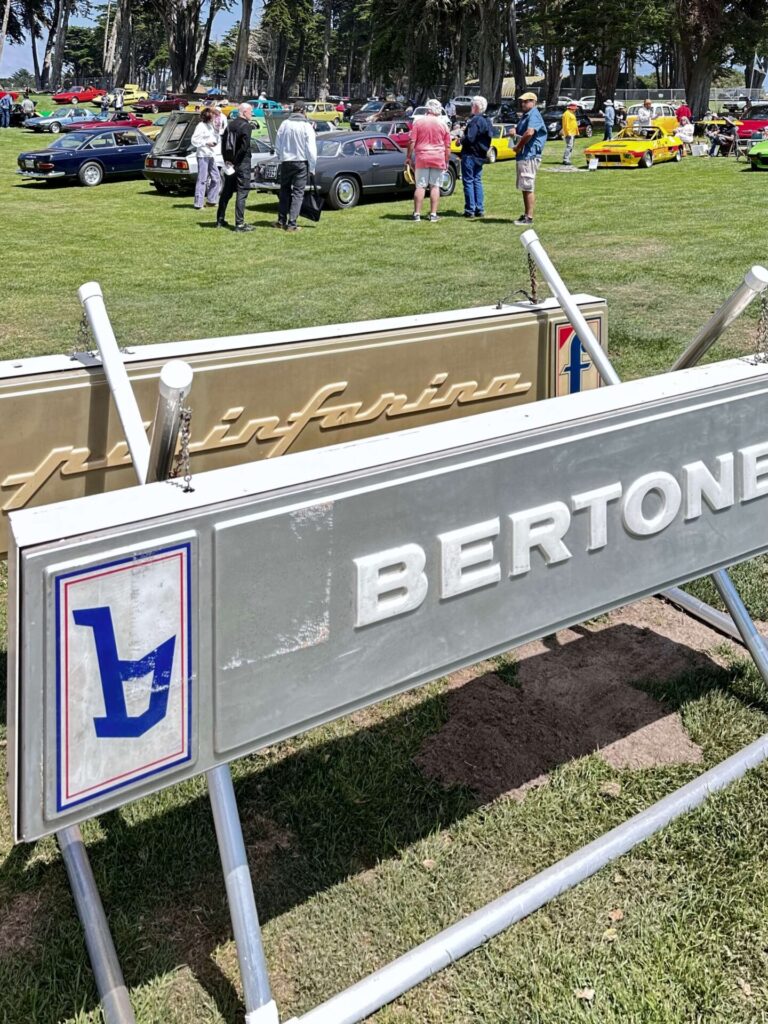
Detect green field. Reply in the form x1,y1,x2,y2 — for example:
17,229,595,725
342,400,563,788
2,116,768,1024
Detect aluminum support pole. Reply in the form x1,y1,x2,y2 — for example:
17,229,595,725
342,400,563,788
78,282,150,483
208,766,279,1024
58,828,136,1024
146,360,194,484
671,266,768,371
288,730,768,1024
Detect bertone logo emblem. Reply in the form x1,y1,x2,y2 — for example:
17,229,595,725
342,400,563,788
1,371,532,511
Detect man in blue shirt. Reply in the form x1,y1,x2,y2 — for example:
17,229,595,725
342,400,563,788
512,91,548,226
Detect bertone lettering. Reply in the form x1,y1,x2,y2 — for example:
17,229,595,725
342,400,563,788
1,371,531,512
354,442,768,627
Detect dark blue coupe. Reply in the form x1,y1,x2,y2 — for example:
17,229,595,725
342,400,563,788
17,128,153,186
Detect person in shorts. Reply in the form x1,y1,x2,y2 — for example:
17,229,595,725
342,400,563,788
512,92,547,226
406,98,451,222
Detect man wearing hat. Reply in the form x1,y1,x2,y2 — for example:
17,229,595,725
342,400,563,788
602,99,616,140
512,92,548,226
561,102,579,165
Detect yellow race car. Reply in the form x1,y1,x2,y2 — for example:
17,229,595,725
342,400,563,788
584,125,684,168
450,123,516,162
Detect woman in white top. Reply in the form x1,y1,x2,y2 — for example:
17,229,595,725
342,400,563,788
191,108,221,210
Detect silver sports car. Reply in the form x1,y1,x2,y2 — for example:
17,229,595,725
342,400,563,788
24,107,97,134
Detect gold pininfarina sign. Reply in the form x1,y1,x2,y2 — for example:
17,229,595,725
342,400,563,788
0,297,606,557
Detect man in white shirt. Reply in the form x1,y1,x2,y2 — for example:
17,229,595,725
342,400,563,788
635,99,654,128
274,102,317,232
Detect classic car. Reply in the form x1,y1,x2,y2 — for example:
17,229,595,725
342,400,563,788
625,102,679,134
0,89,20,101
408,105,452,129
349,100,407,130
542,105,593,139
142,110,274,193
747,139,768,170
252,131,458,210
244,98,284,119
17,127,153,186
105,84,149,107
304,101,342,125
450,123,516,162
59,111,152,132
734,104,768,139
23,107,95,133
312,119,342,134
584,125,683,168
10,101,37,127
52,86,106,104
132,93,188,113
139,112,172,140
448,95,475,117
360,119,412,147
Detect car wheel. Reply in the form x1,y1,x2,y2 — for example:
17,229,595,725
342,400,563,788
328,175,360,209
333,117,340,127
79,161,103,187
673,147,682,162
584,124,593,137
439,165,457,197
639,151,653,168
71,97,78,104
49,121,61,133
152,104,159,114
487,148,497,164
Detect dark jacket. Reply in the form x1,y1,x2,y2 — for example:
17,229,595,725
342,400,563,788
223,116,254,167
460,113,493,160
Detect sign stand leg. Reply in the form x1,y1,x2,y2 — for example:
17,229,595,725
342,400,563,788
76,283,275,1024
57,825,136,1024
208,766,279,1023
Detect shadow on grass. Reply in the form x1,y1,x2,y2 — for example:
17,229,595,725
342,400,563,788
0,619,755,1023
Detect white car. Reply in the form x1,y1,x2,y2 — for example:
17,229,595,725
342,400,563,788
578,95,596,109
411,104,451,129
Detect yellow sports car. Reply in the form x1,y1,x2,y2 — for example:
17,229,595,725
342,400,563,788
140,113,171,140
450,123,516,162
584,125,684,168
106,84,149,106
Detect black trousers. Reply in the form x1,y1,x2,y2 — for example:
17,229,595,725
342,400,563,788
278,161,309,226
217,162,251,227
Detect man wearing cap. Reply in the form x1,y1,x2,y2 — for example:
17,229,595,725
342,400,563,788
602,99,616,140
561,102,579,165
512,92,548,226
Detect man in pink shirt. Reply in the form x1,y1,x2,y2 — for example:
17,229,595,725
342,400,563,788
406,98,451,222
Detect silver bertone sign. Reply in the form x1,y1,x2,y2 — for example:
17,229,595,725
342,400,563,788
9,356,768,841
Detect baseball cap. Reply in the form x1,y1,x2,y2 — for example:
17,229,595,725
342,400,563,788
604,99,613,105
567,102,579,108
519,92,537,101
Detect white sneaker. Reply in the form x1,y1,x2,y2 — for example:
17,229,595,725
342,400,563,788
429,213,439,222
412,212,421,222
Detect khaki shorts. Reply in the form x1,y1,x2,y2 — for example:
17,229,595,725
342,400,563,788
415,166,444,189
516,157,541,191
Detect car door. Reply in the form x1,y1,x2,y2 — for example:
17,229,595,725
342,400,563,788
390,120,411,148
83,132,117,172
110,130,144,173
367,136,404,187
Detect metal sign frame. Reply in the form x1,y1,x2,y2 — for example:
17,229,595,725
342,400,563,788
7,241,768,1024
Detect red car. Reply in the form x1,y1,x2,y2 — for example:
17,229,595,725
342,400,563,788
0,90,20,101
52,86,106,105
132,94,188,114
736,103,768,139
59,111,152,133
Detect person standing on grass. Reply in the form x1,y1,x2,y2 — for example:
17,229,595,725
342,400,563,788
561,102,579,165
115,90,124,114
406,98,451,223
273,102,317,233
216,103,255,232
676,100,692,122
21,95,35,120
0,92,12,129
460,95,492,219
100,93,109,116
191,108,221,210
602,99,615,140
512,91,547,227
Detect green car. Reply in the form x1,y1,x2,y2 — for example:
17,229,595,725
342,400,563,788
747,139,768,170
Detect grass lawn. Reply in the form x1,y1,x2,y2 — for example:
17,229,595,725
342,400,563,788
2,114,768,1023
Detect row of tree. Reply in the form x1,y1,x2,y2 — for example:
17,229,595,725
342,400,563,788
2,0,767,117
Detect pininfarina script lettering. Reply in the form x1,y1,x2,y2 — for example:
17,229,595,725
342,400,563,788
1,372,531,512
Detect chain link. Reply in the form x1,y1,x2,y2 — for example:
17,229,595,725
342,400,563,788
527,254,538,305
754,293,768,363
71,312,93,358
169,406,194,492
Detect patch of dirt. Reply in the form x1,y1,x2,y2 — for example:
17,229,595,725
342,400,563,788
415,598,731,803
0,889,45,959
239,810,294,872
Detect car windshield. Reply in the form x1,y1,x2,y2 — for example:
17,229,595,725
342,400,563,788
365,122,390,133
359,102,383,112
49,134,88,149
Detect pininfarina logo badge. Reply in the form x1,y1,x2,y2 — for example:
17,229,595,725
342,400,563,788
1,372,532,512
554,320,601,396
55,543,193,813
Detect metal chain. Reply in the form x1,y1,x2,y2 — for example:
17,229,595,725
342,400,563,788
71,312,93,358
754,293,768,363
169,406,194,492
527,254,538,305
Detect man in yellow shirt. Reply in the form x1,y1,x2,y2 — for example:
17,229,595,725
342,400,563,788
562,102,580,165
